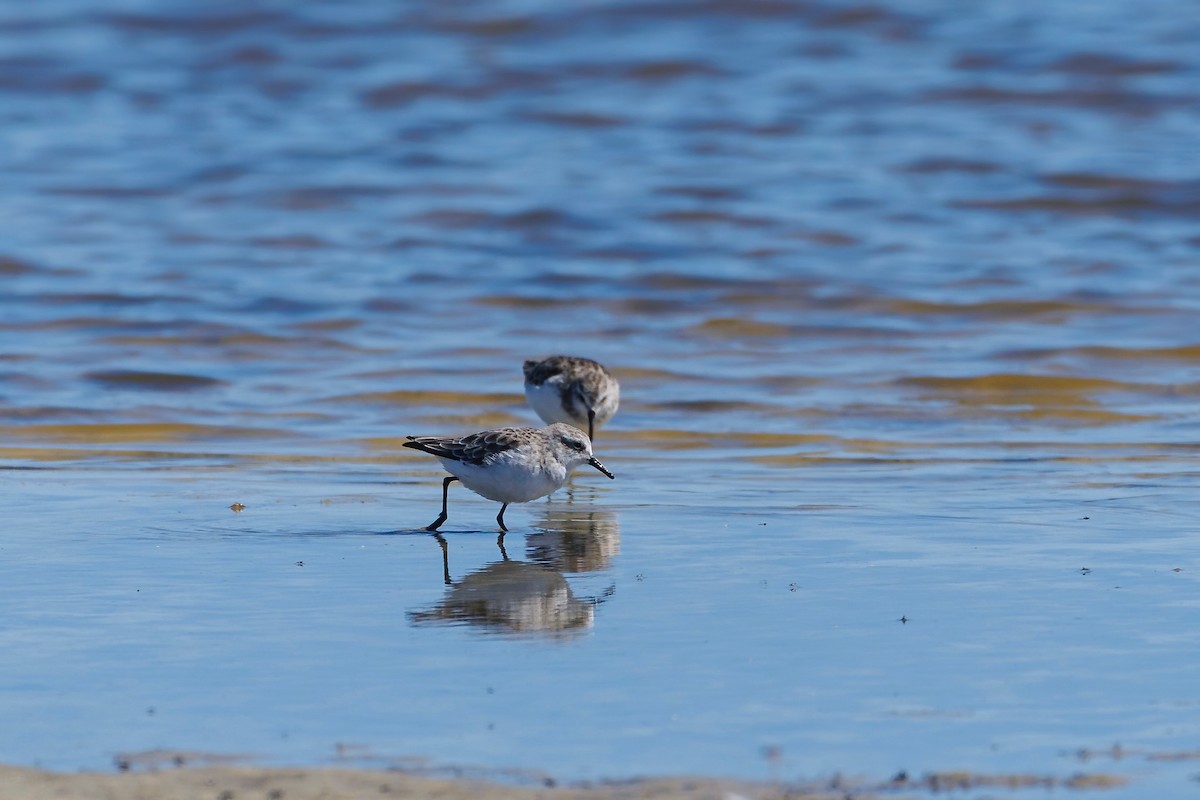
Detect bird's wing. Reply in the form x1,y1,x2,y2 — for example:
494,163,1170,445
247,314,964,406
404,428,530,466
523,356,566,385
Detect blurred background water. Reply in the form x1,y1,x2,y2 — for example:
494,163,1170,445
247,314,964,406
2,0,1200,796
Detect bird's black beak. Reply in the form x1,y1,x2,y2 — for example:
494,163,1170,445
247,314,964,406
588,456,615,479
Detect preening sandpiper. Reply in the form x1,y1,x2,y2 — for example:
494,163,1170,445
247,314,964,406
523,355,619,440
404,423,615,531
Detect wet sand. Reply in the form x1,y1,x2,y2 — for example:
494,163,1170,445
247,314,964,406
0,764,815,800
0,760,1131,800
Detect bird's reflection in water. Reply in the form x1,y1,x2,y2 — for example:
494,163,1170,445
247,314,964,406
526,506,620,574
407,533,598,637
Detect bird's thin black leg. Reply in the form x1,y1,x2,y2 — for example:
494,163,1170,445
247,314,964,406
433,532,452,585
496,502,509,532
425,476,458,531
587,408,596,441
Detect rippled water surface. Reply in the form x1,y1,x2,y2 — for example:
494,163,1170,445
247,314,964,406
3,0,1200,796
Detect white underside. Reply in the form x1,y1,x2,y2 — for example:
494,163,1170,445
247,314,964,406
439,452,568,504
524,378,618,433
525,380,576,426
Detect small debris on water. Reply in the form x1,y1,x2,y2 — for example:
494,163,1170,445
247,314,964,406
230,502,246,512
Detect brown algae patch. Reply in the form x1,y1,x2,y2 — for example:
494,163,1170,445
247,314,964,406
472,295,578,309
899,373,1140,404
411,412,529,429
600,365,709,384
642,400,783,414
85,370,224,390
0,422,291,444
325,389,522,407
606,429,839,452
884,297,1112,319
687,317,795,338
898,373,1156,424
527,111,627,128
1005,344,1200,362
650,209,776,228
1000,407,1154,423
98,332,375,357
896,157,1005,174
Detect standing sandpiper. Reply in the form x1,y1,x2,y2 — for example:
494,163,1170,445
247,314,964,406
404,423,615,531
523,355,619,441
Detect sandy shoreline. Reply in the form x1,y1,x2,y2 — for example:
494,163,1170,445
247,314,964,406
0,761,1132,800
0,764,823,800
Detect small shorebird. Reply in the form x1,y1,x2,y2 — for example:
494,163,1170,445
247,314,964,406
523,355,619,440
404,423,615,531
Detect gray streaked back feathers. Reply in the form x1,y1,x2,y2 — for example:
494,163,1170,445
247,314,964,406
403,428,533,466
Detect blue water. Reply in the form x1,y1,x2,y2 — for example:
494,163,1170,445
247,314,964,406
2,0,1200,796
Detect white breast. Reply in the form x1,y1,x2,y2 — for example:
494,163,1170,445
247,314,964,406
525,379,576,427
439,452,567,504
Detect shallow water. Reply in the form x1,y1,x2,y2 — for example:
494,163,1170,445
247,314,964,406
2,0,1200,796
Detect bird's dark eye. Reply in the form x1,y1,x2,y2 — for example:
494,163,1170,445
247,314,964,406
561,436,586,452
